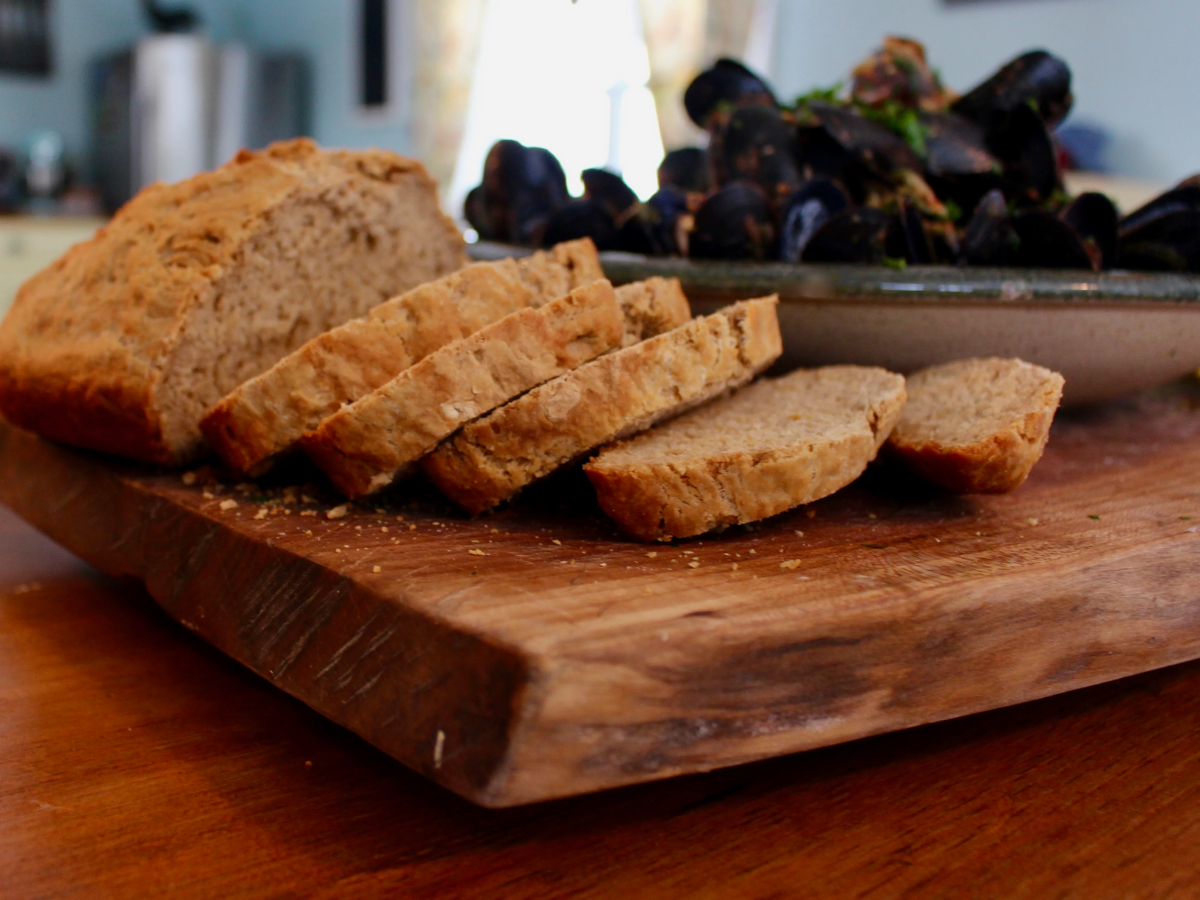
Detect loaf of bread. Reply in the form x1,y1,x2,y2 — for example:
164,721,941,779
301,280,626,498
201,239,604,475
0,138,464,465
887,357,1064,493
423,296,782,514
586,366,907,541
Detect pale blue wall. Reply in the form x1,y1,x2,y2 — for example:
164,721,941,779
0,0,411,180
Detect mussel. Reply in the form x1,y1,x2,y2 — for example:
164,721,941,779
801,207,890,264
467,140,569,245
959,189,1018,266
689,182,776,261
952,50,1074,132
711,105,800,206
541,198,619,251
779,177,851,263
657,148,710,195
1116,184,1200,272
684,58,778,129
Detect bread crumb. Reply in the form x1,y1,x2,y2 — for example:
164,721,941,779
688,561,700,569
749,549,757,554
731,562,739,571
301,495,316,504
327,504,349,520
1028,517,1039,526
304,760,312,769
490,528,499,533
372,565,382,574
806,508,817,518
468,549,486,556
868,513,877,519
794,530,804,537
374,508,385,514
381,526,389,533
552,539,562,545
219,499,238,511
599,562,607,567
335,548,342,553
202,491,215,500
395,514,405,521
181,471,197,486
253,508,268,520
409,524,417,530
646,551,657,558
355,524,362,531
304,529,313,536
780,559,802,569
300,509,316,517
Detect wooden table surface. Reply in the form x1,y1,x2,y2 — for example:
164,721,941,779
3,503,1200,899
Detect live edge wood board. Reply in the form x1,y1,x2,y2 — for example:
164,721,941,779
2,386,1199,808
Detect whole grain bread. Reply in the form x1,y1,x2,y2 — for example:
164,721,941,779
0,138,464,466
201,239,604,475
585,366,907,541
887,357,1064,493
612,277,692,346
423,295,782,514
300,280,625,498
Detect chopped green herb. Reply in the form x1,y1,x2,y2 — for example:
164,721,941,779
864,543,888,550
883,256,908,270
855,99,930,157
1088,515,1101,520
944,199,962,223
793,82,844,109
1181,516,1193,521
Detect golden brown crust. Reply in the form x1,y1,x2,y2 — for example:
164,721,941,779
422,296,782,514
887,357,1064,493
585,367,907,541
0,138,464,466
300,280,625,498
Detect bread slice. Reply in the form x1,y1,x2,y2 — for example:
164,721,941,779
613,277,692,346
300,279,625,498
585,366,907,541
0,138,464,466
201,239,604,476
423,296,782,514
887,357,1064,493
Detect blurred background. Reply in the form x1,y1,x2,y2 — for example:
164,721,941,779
2,0,1199,309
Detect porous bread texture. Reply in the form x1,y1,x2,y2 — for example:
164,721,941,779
887,357,1064,493
201,239,604,476
423,295,782,514
0,138,464,466
613,277,692,346
300,279,625,498
585,366,907,541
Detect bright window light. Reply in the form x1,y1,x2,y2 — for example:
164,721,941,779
448,0,665,220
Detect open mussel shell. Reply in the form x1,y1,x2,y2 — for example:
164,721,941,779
712,105,800,205
986,103,1060,207
803,101,923,178
952,50,1074,131
1063,192,1118,270
800,206,890,264
541,198,619,251
779,177,851,263
1116,185,1200,272
689,182,777,261
658,148,710,194
886,202,935,265
472,140,570,244
684,58,778,129
960,188,1018,266
1012,210,1099,270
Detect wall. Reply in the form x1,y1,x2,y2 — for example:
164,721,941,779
770,0,1200,185
0,0,411,180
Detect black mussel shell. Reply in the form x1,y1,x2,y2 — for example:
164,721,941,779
800,207,890,264
960,188,1018,266
886,202,935,265
779,177,851,263
795,125,865,201
1063,192,1118,270
464,185,496,240
541,198,619,251
475,139,570,244
922,112,999,178
803,101,923,178
689,182,777,261
1116,186,1200,272
952,50,1074,131
1012,210,1099,270
713,105,800,205
643,187,693,256
658,148,710,194
986,103,1059,207
581,168,639,222
684,58,778,129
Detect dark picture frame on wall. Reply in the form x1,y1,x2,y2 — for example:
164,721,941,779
0,0,51,76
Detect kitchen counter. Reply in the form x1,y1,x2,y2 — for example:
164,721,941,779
3,500,1200,899
0,216,103,319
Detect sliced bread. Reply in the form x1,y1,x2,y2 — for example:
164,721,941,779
422,296,782,514
201,239,603,475
0,138,464,466
887,357,1064,493
613,277,692,346
585,366,907,541
300,279,625,498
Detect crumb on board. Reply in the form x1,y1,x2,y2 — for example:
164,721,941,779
468,549,486,556
327,505,349,520
794,530,804,537
780,559,802,569
731,562,739,571
688,561,700,568
218,499,238,511
1028,518,1039,526
396,515,405,522
381,526,389,533
806,508,817,519
372,565,382,574
253,508,268,520
202,491,215,500
375,508,385,514
304,530,313,536
552,539,562,545
409,524,416,531
181,471,197,486
300,510,316,517
646,551,657,558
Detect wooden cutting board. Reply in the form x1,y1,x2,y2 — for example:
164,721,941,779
2,385,1199,807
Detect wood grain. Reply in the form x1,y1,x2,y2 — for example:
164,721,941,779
1,384,1199,808
5,503,1200,899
